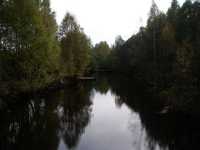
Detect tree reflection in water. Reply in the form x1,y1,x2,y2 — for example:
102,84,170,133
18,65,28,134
105,74,200,150
0,75,200,150
57,83,93,149
0,82,93,150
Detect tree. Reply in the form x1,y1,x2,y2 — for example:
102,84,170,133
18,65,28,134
147,0,161,71
148,0,160,25
59,13,79,39
40,0,61,78
92,41,111,70
0,0,60,91
59,13,91,77
167,0,180,26
114,36,125,49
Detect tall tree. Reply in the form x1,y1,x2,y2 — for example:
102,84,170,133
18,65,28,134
40,0,61,78
59,13,91,77
167,0,180,26
0,0,60,91
148,0,160,25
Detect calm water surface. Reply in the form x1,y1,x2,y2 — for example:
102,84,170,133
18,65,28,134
0,76,200,150
71,90,143,150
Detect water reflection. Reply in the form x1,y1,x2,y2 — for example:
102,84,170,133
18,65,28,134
0,75,200,150
0,82,93,150
105,74,200,150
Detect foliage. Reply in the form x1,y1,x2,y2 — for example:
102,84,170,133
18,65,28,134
0,0,60,92
0,1,92,94
59,13,91,77
91,41,111,71
108,0,200,89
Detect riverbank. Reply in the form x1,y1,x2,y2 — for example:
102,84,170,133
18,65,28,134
1,73,200,116
0,76,95,98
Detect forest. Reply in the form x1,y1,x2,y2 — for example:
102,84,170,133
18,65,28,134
1,0,200,98
0,0,92,94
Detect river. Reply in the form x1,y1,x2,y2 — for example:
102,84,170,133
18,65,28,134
0,75,199,150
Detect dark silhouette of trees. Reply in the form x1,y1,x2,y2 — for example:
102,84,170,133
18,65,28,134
107,0,200,91
0,81,93,150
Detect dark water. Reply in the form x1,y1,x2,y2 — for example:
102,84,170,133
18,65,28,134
0,75,200,150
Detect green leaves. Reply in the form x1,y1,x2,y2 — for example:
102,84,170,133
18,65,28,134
92,41,111,71
59,13,91,77
0,0,60,92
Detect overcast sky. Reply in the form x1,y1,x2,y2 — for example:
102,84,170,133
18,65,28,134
50,0,184,45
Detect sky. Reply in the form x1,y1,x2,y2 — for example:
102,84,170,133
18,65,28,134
50,0,184,45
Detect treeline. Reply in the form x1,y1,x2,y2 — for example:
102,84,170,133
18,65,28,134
1,0,200,95
90,36,125,71
91,0,200,112
102,0,200,90
0,0,91,93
